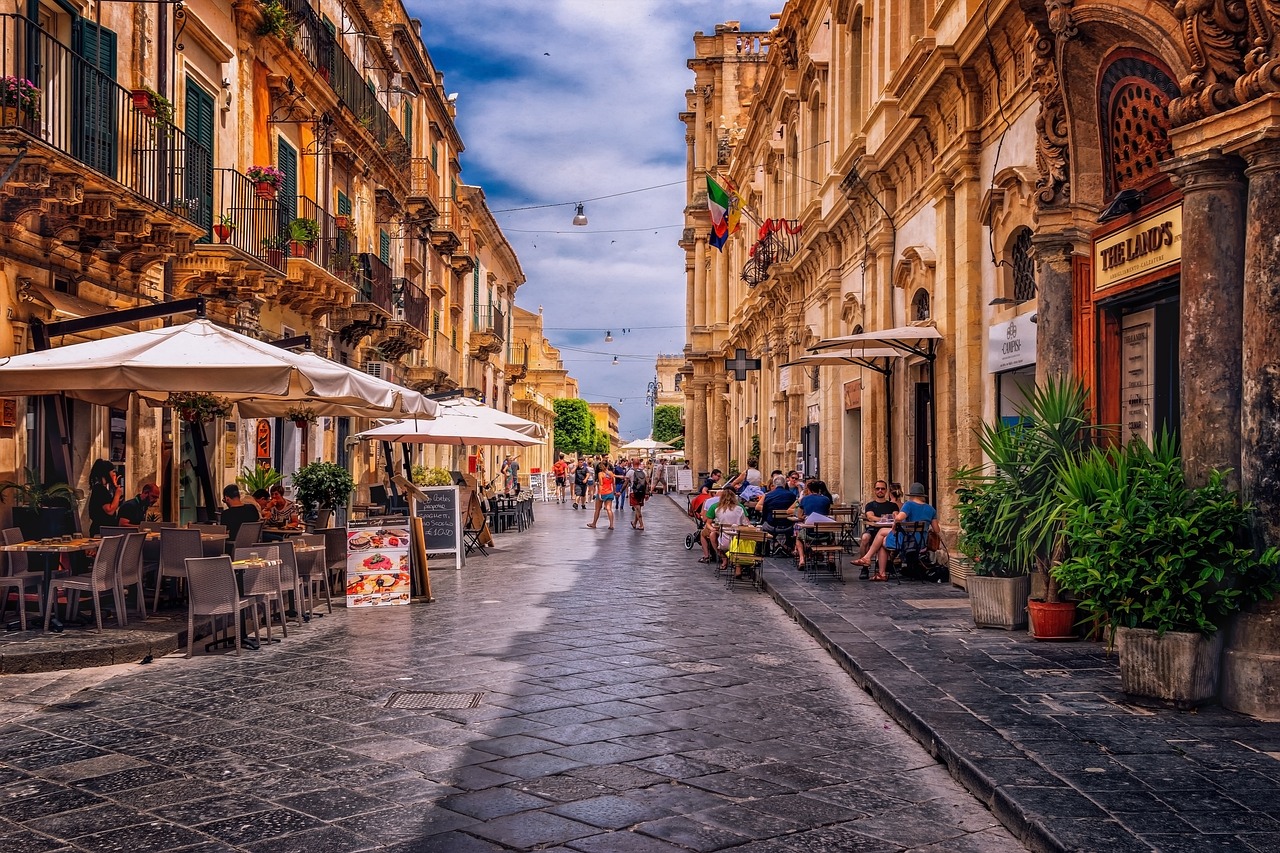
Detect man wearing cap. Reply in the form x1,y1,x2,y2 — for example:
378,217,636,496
854,481,936,581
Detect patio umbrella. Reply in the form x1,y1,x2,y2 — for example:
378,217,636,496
0,318,435,417
437,397,546,439
355,410,542,446
619,437,673,451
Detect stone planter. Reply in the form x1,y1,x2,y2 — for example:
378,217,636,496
1116,626,1224,708
1218,598,1280,719
968,574,1030,630
950,555,975,591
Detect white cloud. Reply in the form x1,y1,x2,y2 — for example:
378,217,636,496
410,0,780,438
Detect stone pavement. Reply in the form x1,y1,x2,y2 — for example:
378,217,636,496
0,496,1024,852
705,496,1280,853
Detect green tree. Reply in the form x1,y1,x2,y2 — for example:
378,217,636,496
653,405,684,444
553,398,594,453
594,432,610,454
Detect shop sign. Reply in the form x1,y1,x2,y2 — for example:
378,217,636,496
0,399,16,428
1094,203,1182,291
843,379,862,410
987,312,1038,373
778,365,790,393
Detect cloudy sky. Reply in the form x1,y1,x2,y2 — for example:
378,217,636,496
411,0,781,440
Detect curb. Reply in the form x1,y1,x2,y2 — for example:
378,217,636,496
759,568,1075,853
0,630,181,674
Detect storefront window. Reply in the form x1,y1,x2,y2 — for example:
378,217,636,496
1012,228,1036,302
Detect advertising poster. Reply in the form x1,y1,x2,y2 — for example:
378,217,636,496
345,516,412,608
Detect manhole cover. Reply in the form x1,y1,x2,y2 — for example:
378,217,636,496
386,691,485,710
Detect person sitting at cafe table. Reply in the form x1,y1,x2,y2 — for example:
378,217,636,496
87,458,123,536
794,479,835,568
711,488,746,572
117,481,160,527
854,482,936,581
858,479,900,580
265,484,297,526
252,488,271,516
220,484,261,542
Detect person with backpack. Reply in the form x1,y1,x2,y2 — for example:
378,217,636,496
572,457,590,509
552,454,569,504
629,459,649,530
612,458,629,514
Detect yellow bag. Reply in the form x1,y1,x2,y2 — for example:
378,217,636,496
728,535,757,557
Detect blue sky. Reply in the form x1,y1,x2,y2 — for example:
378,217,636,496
410,0,781,439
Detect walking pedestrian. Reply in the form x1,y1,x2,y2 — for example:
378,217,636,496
586,462,615,529
629,459,649,531
572,457,589,509
552,453,568,503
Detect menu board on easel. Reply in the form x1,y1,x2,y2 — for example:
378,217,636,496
415,485,462,571
529,472,546,501
676,468,694,493
345,516,412,608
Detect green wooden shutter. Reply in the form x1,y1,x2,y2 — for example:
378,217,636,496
379,229,390,265
277,138,298,233
402,103,413,152
472,265,480,326
336,190,351,255
431,139,438,171
184,79,215,239
71,20,117,178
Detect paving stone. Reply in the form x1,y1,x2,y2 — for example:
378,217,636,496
197,807,323,845
633,814,752,851
465,810,598,848
440,787,555,820
549,793,673,830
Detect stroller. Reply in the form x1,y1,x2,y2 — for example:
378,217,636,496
685,494,710,550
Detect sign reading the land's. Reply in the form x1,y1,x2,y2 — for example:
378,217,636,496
1094,203,1182,291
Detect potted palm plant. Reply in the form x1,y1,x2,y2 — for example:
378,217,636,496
955,378,1101,634
287,217,320,257
0,467,79,539
237,464,283,494
213,213,236,243
1052,435,1280,707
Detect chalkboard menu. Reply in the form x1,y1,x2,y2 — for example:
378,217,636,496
416,486,460,556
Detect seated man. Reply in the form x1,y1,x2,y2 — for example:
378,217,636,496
220,484,261,542
697,491,723,563
118,482,160,527
856,482,935,580
756,475,797,555
858,479,900,579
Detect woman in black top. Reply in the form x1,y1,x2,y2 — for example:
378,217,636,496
87,458,123,536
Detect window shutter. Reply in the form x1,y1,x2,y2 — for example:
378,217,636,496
184,79,215,239
379,229,391,265
277,138,298,231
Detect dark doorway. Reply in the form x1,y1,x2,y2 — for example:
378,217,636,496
913,382,931,494
800,424,820,479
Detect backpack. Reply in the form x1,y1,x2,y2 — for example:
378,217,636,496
632,468,648,498
573,466,588,486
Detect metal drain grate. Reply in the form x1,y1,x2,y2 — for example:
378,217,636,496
386,691,485,711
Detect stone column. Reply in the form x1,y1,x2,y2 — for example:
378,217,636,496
693,240,707,329
687,380,708,477
1031,234,1075,384
710,380,728,472
1168,152,1247,490
1240,139,1280,547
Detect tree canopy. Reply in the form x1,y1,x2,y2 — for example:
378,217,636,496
653,405,684,445
553,398,595,453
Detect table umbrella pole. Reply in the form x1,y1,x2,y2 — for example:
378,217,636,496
190,420,218,522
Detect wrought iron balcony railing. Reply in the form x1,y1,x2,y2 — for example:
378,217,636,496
0,14,206,223
393,277,428,336
355,252,394,312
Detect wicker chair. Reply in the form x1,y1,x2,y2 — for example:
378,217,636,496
45,534,126,632
255,539,308,625
116,531,148,621
184,556,260,657
296,533,332,614
1,527,52,624
228,520,263,556
236,546,286,641
316,527,347,598
153,528,203,611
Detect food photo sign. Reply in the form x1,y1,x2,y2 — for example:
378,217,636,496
345,517,412,608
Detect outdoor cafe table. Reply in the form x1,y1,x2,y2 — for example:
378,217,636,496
225,556,283,651
143,530,228,556
0,537,100,620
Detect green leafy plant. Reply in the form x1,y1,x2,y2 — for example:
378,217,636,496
218,213,236,227
145,87,174,127
1051,435,1280,642
411,465,453,487
954,378,1103,593
0,467,78,510
256,0,298,44
237,464,283,493
167,391,232,423
292,461,355,511
262,234,290,251
287,217,320,246
284,405,318,425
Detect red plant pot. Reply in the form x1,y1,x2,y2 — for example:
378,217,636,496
254,181,278,200
1028,600,1078,640
213,224,234,243
131,90,156,116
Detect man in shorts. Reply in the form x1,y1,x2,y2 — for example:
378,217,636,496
552,453,569,503
572,457,590,509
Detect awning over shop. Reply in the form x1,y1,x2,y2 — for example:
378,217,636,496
808,323,943,360
781,347,905,374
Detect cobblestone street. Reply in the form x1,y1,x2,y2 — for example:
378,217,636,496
0,498,1022,852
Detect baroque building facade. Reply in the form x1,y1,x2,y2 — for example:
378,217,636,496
0,0,524,524
681,0,1280,546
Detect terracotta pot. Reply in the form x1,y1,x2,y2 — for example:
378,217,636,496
131,90,155,115
1,106,25,126
213,224,234,243
1028,599,1078,640
289,241,311,258
254,181,278,200
335,215,350,230
265,248,285,268
293,419,309,429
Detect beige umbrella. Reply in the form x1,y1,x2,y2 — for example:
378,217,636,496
0,318,435,417
619,437,673,451
437,397,546,439
356,411,542,446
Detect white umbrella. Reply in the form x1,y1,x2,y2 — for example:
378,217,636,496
619,437,673,451
438,397,546,439
356,410,542,446
0,319,435,417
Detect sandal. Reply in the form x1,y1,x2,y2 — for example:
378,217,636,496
586,524,597,529
697,557,711,563
870,574,887,582
851,558,871,567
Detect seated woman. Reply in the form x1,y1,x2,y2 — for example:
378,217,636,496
793,479,835,568
710,488,746,571
697,491,724,563
855,482,936,580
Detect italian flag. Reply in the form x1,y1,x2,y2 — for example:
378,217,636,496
706,176,741,250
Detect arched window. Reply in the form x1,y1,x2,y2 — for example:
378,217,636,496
1099,54,1179,198
1011,227,1036,302
911,289,930,322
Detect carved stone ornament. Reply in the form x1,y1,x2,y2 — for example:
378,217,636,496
1170,0,1250,125
1030,34,1071,206
1235,0,1280,104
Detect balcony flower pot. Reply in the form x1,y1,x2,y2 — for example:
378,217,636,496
265,248,285,267
967,573,1030,630
255,181,278,200
334,214,350,230
1028,599,1077,640
1,106,27,126
285,407,317,430
131,88,156,115
1116,626,1225,709
213,224,235,243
